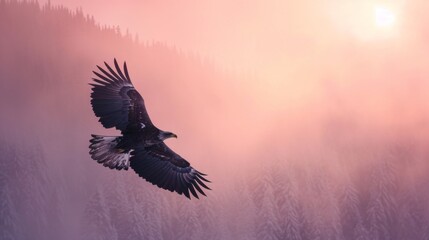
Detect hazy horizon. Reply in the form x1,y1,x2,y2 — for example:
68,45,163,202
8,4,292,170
1,1,429,239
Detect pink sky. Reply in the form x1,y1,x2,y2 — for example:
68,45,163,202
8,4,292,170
37,0,413,71
34,0,429,131
34,0,426,83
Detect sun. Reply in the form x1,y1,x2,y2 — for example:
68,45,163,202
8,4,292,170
329,2,400,40
374,5,396,28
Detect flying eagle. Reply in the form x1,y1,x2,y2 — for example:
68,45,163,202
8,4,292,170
89,59,210,199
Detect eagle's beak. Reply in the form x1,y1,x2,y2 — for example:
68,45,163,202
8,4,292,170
172,133,178,138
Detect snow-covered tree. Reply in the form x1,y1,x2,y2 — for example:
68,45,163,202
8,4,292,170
0,185,21,240
256,182,281,240
353,216,370,240
272,163,302,240
83,188,118,240
195,194,221,239
366,159,397,240
396,185,427,240
339,174,361,239
230,176,257,239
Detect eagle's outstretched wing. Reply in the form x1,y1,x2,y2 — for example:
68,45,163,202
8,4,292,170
130,143,211,199
90,59,153,132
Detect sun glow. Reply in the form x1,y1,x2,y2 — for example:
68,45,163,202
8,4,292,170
329,1,401,41
374,5,396,28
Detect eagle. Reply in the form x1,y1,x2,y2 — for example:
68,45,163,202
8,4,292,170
88,59,210,199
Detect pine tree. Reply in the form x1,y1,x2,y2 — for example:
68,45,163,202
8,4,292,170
258,195,281,240
143,189,164,240
304,166,327,240
230,176,257,239
0,142,20,240
195,195,221,239
353,216,370,240
396,186,427,240
125,184,153,240
339,174,361,239
176,199,203,240
256,181,281,240
104,174,132,239
0,140,62,239
83,188,118,240
272,163,302,240
0,185,21,240
366,159,397,240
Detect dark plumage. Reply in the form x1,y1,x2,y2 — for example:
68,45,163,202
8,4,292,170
89,59,210,199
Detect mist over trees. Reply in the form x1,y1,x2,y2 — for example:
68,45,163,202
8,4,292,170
1,1,429,239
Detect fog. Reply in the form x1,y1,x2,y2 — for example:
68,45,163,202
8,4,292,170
1,1,429,239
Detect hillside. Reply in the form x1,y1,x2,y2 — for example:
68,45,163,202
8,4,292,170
0,1,251,239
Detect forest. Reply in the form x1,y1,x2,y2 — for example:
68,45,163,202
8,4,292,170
1,1,429,239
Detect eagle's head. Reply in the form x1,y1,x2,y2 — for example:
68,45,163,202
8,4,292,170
159,131,178,141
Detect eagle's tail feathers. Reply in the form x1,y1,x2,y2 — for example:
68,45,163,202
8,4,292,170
89,134,130,170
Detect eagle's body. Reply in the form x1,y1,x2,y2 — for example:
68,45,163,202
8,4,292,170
89,59,210,199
